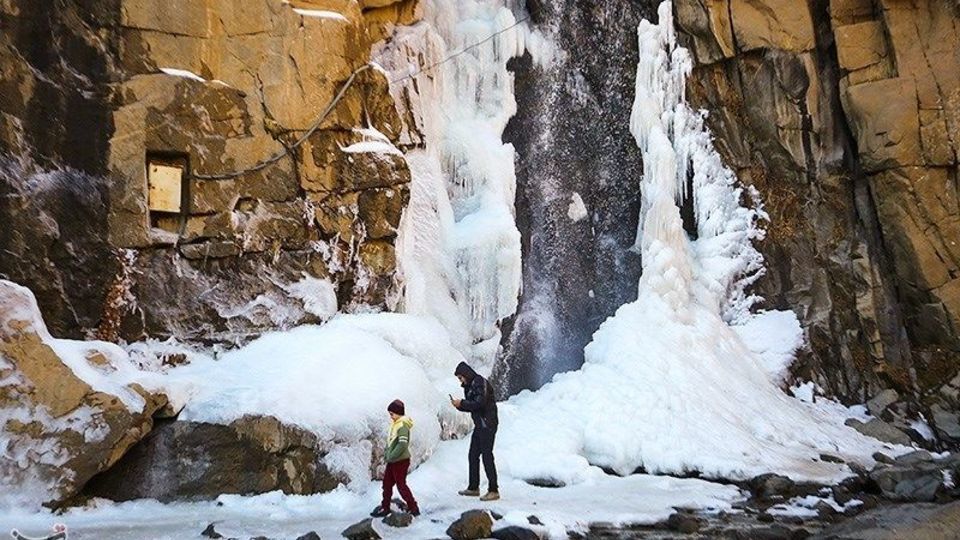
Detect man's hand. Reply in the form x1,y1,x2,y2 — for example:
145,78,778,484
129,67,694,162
451,398,462,408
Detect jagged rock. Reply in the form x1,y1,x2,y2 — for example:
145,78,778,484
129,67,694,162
341,518,380,540
0,280,166,507
201,523,224,538
296,534,321,540
491,526,540,540
819,453,845,464
894,450,935,466
82,415,341,502
382,512,413,528
869,466,944,502
845,418,912,446
930,405,960,443
446,510,494,540
867,389,900,416
749,473,796,499
819,500,960,539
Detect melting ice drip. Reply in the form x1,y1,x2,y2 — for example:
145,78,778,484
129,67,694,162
495,1,897,484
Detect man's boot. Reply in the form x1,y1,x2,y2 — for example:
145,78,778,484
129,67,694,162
458,489,480,496
480,491,500,501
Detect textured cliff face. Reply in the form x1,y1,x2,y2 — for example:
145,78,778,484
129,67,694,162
675,0,960,408
1,0,418,343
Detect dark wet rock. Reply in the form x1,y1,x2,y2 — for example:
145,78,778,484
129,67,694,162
341,518,380,540
202,523,224,539
757,512,776,523
814,501,838,520
382,512,413,528
295,533,321,540
524,478,566,488
846,418,913,446
527,516,543,526
446,510,493,540
491,526,540,540
750,473,797,499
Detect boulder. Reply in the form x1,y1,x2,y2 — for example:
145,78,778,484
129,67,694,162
866,389,900,416
869,466,944,502
845,418,912,446
296,534,322,540
930,405,960,443
446,510,494,540
201,523,224,538
665,512,702,534
82,415,341,502
341,518,380,540
0,280,165,507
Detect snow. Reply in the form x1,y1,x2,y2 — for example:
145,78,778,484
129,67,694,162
567,192,588,222
158,68,206,82
733,310,805,382
768,492,862,518
291,8,348,22
340,127,403,157
1,465,739,540
282,274,338,320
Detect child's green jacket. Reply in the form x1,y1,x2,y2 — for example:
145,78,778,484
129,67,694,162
386,416,413,463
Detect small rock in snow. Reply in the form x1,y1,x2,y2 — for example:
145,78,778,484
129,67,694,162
341,518,380,540
665,512,702,533
446,510,493,540
491,526,540,540
382,512,413,528
201,523,224,539
749,473,797,500
296,533,321,540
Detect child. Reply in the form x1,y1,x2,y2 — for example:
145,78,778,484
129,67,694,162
371,399,420,517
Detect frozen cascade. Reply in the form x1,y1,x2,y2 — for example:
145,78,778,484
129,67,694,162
376,0,546,367
489,0,906,483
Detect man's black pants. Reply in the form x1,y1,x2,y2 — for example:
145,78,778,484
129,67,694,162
467,427,498,492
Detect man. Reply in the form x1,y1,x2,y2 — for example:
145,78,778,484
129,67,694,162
450,361,499,501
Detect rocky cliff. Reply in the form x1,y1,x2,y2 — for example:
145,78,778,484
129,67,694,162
674,0,960,428
1,0,418,344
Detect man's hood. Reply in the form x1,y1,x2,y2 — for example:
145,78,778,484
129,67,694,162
454,361,477,381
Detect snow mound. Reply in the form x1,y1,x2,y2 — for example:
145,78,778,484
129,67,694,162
150,313,472,479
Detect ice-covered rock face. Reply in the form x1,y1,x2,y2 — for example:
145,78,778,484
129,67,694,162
0,280,166,508
493,0,660,393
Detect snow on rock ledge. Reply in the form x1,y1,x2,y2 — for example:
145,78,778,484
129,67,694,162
0,280,166,508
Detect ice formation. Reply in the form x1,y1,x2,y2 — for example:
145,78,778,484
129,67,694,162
376,0,541,365
487,1,904,483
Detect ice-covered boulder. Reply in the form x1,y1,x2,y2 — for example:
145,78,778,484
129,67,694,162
0,280,165,508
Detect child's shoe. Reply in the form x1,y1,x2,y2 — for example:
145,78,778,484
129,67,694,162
370,506,391,518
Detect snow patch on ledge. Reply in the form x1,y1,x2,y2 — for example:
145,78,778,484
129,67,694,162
567,192,588,222
292,8,349,22
159,68,206,82
340,127,403,156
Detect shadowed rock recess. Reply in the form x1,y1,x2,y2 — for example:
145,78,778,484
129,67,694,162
674,0,960,418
